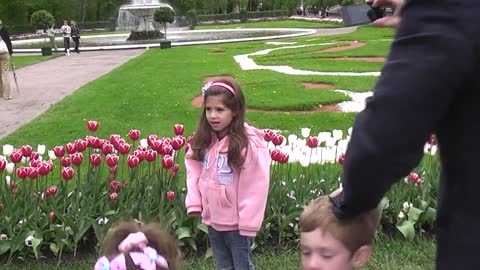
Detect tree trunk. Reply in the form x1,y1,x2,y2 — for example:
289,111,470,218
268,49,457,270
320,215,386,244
164,23,167,40
81,0,87,22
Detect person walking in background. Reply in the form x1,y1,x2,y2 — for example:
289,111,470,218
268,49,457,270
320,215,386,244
45,23,58,52
0,19,13,100
70,20,80,53
60,20,71,55
185,77,271,270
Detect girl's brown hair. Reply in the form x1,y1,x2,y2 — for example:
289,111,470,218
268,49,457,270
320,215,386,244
102,221,181,270
190,77,249,169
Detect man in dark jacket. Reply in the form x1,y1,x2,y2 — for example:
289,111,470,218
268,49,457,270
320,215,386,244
0,20,13,100
329,0,480,269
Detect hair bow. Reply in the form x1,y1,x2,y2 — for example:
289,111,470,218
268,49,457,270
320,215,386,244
94,232,169,270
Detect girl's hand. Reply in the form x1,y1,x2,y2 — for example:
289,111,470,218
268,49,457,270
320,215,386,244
188,212,201,217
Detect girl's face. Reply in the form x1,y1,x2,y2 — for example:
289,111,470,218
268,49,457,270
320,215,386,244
205,95,234,139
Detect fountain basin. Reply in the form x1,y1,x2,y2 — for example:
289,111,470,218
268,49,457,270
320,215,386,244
12,28,316,53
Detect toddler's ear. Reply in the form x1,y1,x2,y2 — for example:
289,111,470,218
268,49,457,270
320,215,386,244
351,245,372,268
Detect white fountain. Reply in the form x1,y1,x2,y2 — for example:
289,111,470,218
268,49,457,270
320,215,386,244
117,0,173,33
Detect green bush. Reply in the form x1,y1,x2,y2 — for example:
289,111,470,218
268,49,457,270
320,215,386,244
30,10,55,31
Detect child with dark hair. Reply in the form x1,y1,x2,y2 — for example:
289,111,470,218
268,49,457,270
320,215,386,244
94,221,181,270
185,77,271,269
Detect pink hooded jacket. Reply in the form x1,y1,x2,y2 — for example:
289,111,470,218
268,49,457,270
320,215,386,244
185,123,271,237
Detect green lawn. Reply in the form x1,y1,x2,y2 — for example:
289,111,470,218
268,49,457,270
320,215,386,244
197,19,341,29
1,237,436,270
0,25,440,269
12,54,60,69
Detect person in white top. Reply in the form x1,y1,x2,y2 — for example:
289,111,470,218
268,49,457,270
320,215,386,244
60,20,71,55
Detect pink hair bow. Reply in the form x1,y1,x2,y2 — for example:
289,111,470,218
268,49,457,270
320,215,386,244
94,232,169,270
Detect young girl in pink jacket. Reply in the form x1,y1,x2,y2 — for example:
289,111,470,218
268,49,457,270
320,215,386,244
185,77,271,270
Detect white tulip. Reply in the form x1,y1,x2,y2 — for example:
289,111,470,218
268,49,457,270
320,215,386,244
6,163,14,174
97,217,109,225
301,128,311,138
24,235,34,247
140,139,148,148
332,129,343,141
325,136,337,147
37,145,46,155
5,175,10,186
21,157,27,163
317,132,331,144
299,154,310,167
2,145,14,156
398,211,405,219
0,234,8,240
287,134,298,145
48,151,57,160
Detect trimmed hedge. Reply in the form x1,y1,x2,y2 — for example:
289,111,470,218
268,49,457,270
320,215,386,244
197,10,289,22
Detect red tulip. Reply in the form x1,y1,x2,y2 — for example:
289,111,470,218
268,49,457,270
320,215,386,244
89,154,102,166
306,136,319,148
87,120,99,132
109,134,121,145
279,153,289,164
20,145,33,157
270,149,282,162
0,203,4,209
109,192,119,201
10,150,23,163
272,134,284,146
129,129,141,141
137,145,147,151
102,142,113,155
264,129,274,142
16,167,27,179
166,191,175,200
37,162,50,176
133,150,145,162
151,140,163,153
110,180,122,192
70,153,83,166
109,165,118,174
127,155,140,168
30,159,40,168
171,136,184,150
88,136,102,149
162,144,174,156
106,154,119,167
30,151,39,161
53,146,65,157
49,212,55,220
147,135,158,147
74,139,88,152
144,149,157,162
65,143,76,154
0,158,6,172
45,160,54,171
10,181,17,189
173,124,184,136
117,143,131,155
428,134,437,145
172,163,180,173
60,156,71,167
408,172,420,182
162,155,174,169
61,167,74,181
115,138,126,148
338,153,345,165
45,185,57,198
27,167,38,179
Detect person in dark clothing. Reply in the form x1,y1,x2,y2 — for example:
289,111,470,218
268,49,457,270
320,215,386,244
329,0,480,269
70,20,80,53
0,20,13,100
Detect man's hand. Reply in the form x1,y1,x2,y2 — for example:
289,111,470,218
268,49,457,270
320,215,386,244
368,0,405,28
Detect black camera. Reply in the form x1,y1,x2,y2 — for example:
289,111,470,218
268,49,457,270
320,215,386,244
341,3,386,27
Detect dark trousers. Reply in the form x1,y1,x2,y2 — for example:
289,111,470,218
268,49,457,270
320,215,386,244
72,36,80,52
63,37,70,52
208,226,255,270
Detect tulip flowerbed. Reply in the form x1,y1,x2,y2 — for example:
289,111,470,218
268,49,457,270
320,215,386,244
0,119,440,262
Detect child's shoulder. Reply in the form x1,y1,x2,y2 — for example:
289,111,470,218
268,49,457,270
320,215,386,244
244,123,267,149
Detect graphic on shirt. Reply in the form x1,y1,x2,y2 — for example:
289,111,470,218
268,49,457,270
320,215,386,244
203,152,234,185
